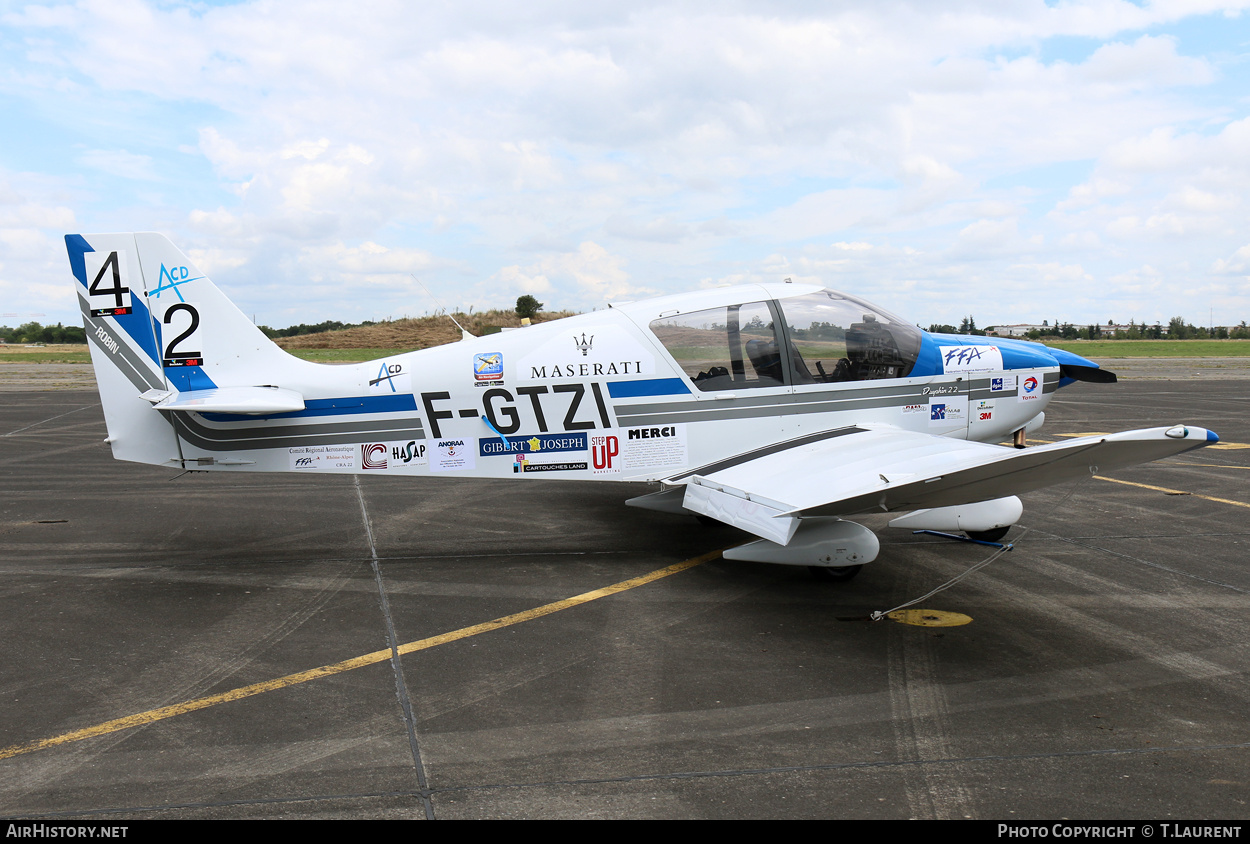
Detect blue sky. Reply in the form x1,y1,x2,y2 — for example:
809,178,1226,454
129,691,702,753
2,0,1249,330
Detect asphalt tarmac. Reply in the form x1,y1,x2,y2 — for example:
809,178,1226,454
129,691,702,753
0,375,1247,819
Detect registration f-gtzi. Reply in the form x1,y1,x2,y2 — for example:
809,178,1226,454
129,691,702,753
69,233,1218,580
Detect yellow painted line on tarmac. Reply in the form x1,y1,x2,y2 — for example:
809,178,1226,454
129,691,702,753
0,550,721,763
1093,476,1250,510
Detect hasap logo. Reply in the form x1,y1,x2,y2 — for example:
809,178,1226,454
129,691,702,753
591,434,619,470
392,441,426,464
1023,376,1039,394
362,443,388,469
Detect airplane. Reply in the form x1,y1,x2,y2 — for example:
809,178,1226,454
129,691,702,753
67,232,1219,580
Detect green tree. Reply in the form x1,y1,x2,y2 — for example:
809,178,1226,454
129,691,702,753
516,295,544,320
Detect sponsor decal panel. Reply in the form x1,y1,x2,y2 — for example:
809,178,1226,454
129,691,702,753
512,456,589,473
370,361,412,394
928,396,968,426
1018,373,1042,404
288,445,358,471
590,433,621,475
582,426,690,475
389,440,428,467
479,432,589,458
516,325,655,382
354,440,430,471
901,403,926,415
939,345,1003,373
473,352,504,387
622,424,687,470
431,439,475,472
991,375,1017,393
361,443,388,469
975,399,995,422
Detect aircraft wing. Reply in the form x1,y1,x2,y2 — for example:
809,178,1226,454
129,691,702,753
672,425,1218,545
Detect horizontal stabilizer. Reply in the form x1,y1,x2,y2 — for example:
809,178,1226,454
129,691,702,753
140,386,306,415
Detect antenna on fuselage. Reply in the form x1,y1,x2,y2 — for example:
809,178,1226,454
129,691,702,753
410,274,475,339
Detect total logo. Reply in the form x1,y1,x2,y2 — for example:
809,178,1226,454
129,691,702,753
1023,376,1038,393
1019,375,1042,403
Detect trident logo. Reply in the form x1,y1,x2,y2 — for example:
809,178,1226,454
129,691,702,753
573,333,594,356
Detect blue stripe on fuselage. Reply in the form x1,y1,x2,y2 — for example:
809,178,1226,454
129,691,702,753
607,378,691,398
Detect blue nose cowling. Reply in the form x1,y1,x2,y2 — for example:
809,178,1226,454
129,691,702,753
918,333,1114,388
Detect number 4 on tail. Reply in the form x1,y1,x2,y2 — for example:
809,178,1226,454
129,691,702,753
86,251,133,317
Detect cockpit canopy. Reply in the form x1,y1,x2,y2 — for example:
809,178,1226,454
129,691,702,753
648,289,923,391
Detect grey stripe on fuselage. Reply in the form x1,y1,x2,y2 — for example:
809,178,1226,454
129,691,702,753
616,371,1059,426
174,411,427,452
80,305,164,392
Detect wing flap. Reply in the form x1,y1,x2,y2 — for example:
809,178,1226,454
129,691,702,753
681,478,799,545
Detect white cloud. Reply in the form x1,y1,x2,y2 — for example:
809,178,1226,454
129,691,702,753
2,2,1250,328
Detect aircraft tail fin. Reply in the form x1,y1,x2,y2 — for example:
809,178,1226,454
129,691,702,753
67,232,310,467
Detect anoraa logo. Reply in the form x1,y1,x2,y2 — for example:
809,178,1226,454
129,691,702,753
362,443,388,469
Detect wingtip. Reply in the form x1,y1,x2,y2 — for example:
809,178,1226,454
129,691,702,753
1207,429,1220,444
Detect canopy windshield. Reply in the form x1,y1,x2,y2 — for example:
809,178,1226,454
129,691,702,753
776,289,922,383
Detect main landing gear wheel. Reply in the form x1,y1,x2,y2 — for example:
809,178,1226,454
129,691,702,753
965,527,1010,542
807,564,864,582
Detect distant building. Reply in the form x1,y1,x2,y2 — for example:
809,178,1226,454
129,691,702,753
987,324,1046,337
